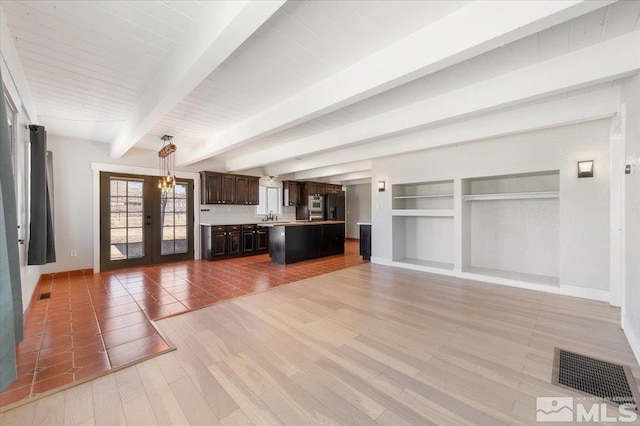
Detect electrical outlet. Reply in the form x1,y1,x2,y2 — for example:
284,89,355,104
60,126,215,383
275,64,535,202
70,250,77,257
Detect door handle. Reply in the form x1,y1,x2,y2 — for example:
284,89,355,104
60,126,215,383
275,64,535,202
146,215,152,226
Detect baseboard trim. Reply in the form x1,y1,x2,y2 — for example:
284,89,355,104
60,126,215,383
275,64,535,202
558,284,610,303
623,317,640,366
370,257,610,303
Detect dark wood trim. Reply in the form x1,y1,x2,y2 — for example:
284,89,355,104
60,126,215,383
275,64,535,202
100,171,194,271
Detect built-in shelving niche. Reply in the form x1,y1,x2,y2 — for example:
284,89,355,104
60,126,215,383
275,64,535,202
392,180,454,271
461,170,560,286
392,180,453,215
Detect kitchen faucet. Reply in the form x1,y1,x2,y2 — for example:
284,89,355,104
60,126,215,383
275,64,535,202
263,210,277,221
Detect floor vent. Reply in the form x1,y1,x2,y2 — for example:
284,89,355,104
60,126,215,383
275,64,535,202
552,348,640,409
38,292,51,300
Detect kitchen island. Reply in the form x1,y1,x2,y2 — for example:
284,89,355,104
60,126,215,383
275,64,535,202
262,221,345,264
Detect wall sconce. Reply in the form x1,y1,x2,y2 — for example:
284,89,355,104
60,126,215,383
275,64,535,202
577,160,594,178
378,181,386,192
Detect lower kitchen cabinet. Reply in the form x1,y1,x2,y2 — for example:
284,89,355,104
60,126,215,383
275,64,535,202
256,228,268,251
201,224,269,261
269,222,344,264
359,224,371,261
211,226,228,258
242,226,256,253
228,225,241,255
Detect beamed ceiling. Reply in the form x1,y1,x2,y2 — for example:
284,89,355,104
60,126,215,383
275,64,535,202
2,0,639,183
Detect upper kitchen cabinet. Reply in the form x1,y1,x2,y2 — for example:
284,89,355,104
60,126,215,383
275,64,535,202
221,175,235,204
283,181,302,206
248,177,259,205
201,172,260,205
326,184,343,194
284,180,342,206
305,181,327,196
201,172,222,204
236,176,248,204
234,176,260,205
307,182,318,196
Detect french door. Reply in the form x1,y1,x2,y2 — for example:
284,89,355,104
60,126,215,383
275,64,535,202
99,172,194,271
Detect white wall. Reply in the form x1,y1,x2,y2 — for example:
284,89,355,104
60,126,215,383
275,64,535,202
398,216,454,264
346,183,372,238
372,119,611,291
470,198,559,277
44,136,170,274
622,74,640,361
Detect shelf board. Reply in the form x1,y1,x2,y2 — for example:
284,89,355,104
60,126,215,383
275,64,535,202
463,191,559,201
394,258,454,271
463,266,559,286
392,194,453,199
392,209,454,217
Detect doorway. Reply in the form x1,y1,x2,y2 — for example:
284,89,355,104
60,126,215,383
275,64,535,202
99,172,194,271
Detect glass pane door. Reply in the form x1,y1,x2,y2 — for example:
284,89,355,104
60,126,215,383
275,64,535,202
154,179,194,263
109,178,145,260
160,182,188,255
100,172,193,271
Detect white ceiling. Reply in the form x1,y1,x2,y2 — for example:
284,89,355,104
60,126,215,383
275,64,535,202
2,0,639,184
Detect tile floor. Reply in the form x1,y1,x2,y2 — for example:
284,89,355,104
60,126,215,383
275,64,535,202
0,240,365,408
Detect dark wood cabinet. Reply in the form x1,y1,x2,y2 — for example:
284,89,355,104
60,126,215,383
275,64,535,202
242,225,255,253
201,172,222,204
359,224,371,261
201,224,269,261
256,228,269,252
268,223,344,264
325,184,342,194
236,176,248,204
290,181,301,206
248,178,259,205
228,226,241,255
283,181,302,206
201,172,260,205
307,182,317,196
322,223,345,256
221,175,235,204
284,180,343,207
212,226,227,257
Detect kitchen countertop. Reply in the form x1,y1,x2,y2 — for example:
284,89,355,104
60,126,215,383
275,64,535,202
260,220,345,228
357,222,372,226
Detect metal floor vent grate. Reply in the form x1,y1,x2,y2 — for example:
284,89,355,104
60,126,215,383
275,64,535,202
552,348,640,409
38,292,51,300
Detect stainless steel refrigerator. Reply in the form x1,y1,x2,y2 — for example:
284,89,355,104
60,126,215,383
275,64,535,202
325,194,345,221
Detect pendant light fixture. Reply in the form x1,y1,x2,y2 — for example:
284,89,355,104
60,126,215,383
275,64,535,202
158,135,177,193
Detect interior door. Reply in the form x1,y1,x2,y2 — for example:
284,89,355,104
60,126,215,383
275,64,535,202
100,172,194,271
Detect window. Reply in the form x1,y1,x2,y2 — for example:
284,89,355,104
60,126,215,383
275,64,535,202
256,186,281,216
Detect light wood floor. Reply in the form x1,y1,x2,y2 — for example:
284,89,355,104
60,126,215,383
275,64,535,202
2,263,639,425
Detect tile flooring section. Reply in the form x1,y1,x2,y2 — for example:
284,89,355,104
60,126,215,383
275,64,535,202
0,240,365,408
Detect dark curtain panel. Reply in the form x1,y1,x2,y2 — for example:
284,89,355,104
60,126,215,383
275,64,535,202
0,67,24,392
27,125,56,265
